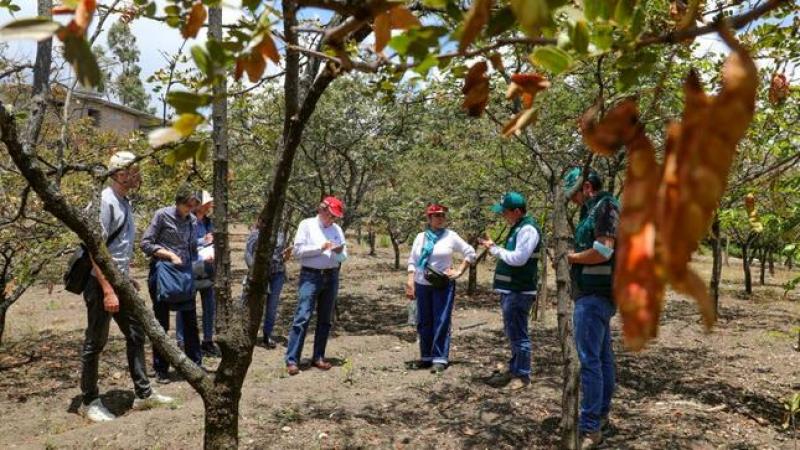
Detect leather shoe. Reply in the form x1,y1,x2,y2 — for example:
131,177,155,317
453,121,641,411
312,359,332,370
286,364,300,376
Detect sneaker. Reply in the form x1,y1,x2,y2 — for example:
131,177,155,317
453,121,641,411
155,372,171,384
79,398,116,422
430,363,447,374
201,341,221,358
262,337,276,349
506,377,530,390
133,391,175,410
580,430,603,449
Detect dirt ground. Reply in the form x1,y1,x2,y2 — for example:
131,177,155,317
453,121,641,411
1,228,799,449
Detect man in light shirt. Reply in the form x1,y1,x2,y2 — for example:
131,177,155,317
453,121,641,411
284,196,347,376
478,192,542,390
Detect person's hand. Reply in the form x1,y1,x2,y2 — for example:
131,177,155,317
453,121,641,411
321,241,334,252
445,268,462,279
405,282,415,300
103,291,120,313
332,243,345,254
477,237,494,250
169,253,183,265
204,254,214,262
130,279,141,292
204,233,213,244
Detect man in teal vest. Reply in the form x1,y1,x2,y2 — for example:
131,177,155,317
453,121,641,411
562,167,620,449
479,192,542,390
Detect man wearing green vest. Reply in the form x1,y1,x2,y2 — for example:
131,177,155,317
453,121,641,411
562,167,620,449
478,192,542,390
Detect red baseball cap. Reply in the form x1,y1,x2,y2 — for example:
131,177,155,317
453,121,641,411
425,203,448,216
322,196,345,218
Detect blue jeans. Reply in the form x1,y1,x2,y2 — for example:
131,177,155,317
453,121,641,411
500,292,535,379
573,294,616,433
415,281,456,364
176,286,215,344
263,271,286,339
284,268,339,365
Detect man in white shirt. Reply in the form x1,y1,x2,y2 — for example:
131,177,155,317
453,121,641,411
479,192,542,390
284,196,347,375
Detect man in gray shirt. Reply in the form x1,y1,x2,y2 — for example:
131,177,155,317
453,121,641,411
141,185,203,383
80,151,173,422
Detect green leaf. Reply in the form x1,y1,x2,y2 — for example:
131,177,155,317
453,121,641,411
591,23,614,50
164,140,202,166
243,0,260,11
570,19,589,53
414,52,438,76
191,45,211,77
614,0,635,27
0,18,59,42
63,35,101,88
530,46,573,74
422,0,447,9
511,0,552,37
615,67,639,91
166,91,211,114
144,2,157,17
388,34,411,55
629,4,645,37
486,6,516,37
598,0,616,19
584,0,601,21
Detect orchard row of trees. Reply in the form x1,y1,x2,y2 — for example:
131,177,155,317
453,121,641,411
0,0,798,448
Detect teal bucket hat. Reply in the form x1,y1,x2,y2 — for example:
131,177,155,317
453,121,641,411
562,167,601,197
490,192,526,213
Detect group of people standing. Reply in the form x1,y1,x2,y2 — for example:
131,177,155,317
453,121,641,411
78,150,620,449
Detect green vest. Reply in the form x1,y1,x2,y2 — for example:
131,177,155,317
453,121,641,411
572,191,618,298
493,216,542,292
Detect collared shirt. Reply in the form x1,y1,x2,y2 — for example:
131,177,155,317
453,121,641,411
195,215,214,261
141,205,197,266
489,224,540,295
292,216,347,270
245,229,286,274
407,229,477,286
92,186,135,277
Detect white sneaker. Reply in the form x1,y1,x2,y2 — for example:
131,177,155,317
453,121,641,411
132,391,175,410
79,398,116,422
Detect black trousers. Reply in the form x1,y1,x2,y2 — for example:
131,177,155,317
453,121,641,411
80,276,151,404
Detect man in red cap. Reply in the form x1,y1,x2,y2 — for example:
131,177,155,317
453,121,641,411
284,196,347,375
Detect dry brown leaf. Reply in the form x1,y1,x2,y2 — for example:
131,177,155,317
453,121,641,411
389,5,421,29
502,108,538,137
507,73,549,109
768,72,789,104
257,33,280,64
459,0,492,53
182,2,207,39
373,11,391,53
579,101,640,156
74,0,96,34
462,61,489,117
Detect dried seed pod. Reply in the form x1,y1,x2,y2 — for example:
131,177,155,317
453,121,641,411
768,73,789,104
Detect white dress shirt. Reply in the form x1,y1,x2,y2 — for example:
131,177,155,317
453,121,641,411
489,224,540,294
292,216,347,269
407,229,477,286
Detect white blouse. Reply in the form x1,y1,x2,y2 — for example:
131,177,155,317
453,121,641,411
407,229,477,286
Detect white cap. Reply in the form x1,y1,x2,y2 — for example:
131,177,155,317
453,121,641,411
108,151,137,172
199,190,214,206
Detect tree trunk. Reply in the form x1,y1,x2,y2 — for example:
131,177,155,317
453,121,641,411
0,303,7,346
724,236,730,267
742,242,752,295
203,381,242,449
768,250,775,276
467,263,477,295
537,229,548,322
368,230,376,256
390,236,400,270
759,247,767,286
553,183,580,449
709,216,722,315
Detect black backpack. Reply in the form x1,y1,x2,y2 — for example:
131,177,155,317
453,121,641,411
63,205,128,294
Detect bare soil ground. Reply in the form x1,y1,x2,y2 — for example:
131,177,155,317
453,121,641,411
1,228,798,449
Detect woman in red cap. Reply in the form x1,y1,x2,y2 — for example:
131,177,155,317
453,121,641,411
406,203,476,373
284,196,347,375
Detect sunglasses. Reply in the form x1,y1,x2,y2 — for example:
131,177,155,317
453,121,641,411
430,212,446,218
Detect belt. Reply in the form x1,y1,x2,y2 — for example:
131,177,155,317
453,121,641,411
301,266,339,275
